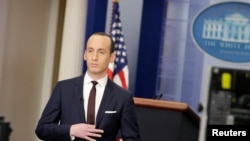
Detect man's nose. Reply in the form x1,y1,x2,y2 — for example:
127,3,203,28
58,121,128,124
92,52,98,60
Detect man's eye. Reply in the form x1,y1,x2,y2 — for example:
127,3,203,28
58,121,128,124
99,50,106,54
87,49,93,53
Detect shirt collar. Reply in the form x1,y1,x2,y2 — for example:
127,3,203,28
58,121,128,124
84,72,108,87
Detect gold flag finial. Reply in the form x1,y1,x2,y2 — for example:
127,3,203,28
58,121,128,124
113,0,119,3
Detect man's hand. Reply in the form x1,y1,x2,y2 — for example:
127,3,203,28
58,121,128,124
70,123,104,141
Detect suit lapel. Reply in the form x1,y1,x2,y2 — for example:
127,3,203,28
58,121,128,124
73,75,86,122
96,79,114,126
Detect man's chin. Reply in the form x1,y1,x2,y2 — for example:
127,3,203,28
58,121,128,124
88,69,102,75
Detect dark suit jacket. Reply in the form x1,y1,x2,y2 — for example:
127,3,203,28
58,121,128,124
35,75,140,141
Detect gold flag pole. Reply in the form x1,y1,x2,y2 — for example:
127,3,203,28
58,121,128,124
110,0,119,32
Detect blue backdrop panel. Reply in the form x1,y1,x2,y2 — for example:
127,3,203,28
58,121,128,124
135,0,166,98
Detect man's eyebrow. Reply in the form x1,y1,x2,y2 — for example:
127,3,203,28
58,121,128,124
86,47,93,50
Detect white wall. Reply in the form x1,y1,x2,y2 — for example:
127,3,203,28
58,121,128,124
0,0,59,141
0,0,90,141
0,0,8,111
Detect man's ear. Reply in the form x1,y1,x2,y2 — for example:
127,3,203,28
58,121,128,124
83,51,87,61
110,52,116,63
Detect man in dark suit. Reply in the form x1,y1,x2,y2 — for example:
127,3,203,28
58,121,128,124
35,32,140,141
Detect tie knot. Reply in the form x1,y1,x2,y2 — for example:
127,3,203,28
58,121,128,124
91,81,98,86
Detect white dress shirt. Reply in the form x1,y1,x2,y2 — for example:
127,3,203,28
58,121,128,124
83,73,107,123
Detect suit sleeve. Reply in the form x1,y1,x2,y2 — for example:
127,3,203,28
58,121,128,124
35,82,71,141
120,93,140,141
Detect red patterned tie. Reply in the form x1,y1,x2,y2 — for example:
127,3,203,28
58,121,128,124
87,81,98,124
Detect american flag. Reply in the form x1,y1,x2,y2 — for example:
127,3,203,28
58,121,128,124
108,0,129,90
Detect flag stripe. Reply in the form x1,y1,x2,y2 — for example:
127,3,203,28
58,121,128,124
118,71,127,89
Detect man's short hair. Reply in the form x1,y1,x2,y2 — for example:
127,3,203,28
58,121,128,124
91,32,115,53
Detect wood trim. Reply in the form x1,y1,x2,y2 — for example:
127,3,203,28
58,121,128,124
133,97,200,126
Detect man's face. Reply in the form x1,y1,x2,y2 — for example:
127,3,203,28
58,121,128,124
84,34,115,79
